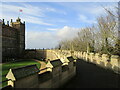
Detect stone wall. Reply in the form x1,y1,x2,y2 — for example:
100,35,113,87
24,49,58,61
2,25,19,60
55,50,120,74
5,55,76,88
14,74,39,88
2,18,25,62
38,71,52,88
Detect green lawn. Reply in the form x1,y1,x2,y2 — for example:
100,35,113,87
1,60,41,87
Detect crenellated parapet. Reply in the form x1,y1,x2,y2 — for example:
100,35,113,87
2,18,25,27
71,51,120,74
53,50,120,74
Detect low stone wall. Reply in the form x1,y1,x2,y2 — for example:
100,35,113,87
53,50,120,74
75,52,120,73
5,64,40,88
5,56,76,88
14,74,39,88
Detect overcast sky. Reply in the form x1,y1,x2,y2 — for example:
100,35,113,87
0,1,117,49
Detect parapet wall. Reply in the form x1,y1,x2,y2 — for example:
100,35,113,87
24,49,58,60
4,55,76,89
54,50,120,74
24,49,120,74
38,59,76,88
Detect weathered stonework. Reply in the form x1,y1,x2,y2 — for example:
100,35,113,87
111,55,120,72
89,53,94,62
70,50,120,74
102,54,110,67
95,53,101,65
6,64,39,88
2,18,25,62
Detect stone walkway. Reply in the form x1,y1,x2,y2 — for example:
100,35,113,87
34,59,47,74
62,59,119,88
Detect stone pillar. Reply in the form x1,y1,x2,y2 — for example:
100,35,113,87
76,52,78,57
85,52,87,60
70,51,74,56
95,53,101,65
87,53,91,62
101,54,110,67
74,51,77,57
77,52,80,59
67,51,70,57
75,51,78,58
80,52,83,59
83,52,86,60
111,55,120,73
78,52,80,59
85,53,89,62
76,51,78,58
77,52,79,58
89,53,94,62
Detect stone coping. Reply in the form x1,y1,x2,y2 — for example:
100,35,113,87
6,64,39,81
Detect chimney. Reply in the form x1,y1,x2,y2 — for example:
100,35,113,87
2,19,5,25
11,19,13,23
7,21,9,26
16,17,21,22
10,19,13,26
23,21,25,24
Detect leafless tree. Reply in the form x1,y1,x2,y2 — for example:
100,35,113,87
56,5,119,55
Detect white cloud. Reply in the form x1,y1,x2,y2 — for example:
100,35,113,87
26,31,59,49
23,15,53,25
47,28,59,31
57,26,80,40
78,14,97,24
26,26,81,48
45,6,67,15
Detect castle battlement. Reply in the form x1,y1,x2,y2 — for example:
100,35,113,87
2,17,25,28
2,18,25,62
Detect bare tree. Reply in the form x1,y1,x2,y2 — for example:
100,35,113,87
56,6,119,55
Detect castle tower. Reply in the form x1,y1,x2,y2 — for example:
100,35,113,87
11,17,25,57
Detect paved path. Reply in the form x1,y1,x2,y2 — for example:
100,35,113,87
34,59,47,74
62,59,119,88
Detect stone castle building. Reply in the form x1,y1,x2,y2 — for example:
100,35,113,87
2,18,25,62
